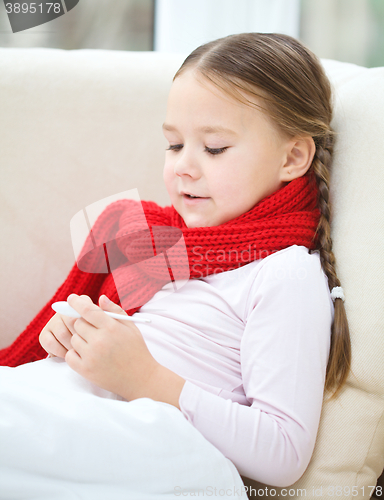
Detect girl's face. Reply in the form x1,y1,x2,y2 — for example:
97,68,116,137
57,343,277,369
162,70,293,228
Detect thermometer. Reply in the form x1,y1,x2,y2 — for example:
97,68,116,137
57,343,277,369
51,301,151,323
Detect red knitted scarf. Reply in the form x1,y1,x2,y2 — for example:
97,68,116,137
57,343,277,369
0,172,320,367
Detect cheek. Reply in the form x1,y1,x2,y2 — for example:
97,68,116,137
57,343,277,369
163,161,172,183
212,163,245,195
163,162,177,196
212,165,258,206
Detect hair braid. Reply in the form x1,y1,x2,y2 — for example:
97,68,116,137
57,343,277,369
310,134,352,400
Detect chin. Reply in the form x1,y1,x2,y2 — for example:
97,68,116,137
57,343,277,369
185,221,200,229
184,219,207,229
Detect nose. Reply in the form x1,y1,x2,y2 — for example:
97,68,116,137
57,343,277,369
173,147,201,179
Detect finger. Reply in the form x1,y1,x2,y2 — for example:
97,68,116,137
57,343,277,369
68,293,114,329
65,293,93,327
39,329,68,359
53,321,74,351
71,332,88,354
61,315,77,336
72,317,95,342
98,295,137,328
65,348,82,371
99,295,128,316
79,294,94,303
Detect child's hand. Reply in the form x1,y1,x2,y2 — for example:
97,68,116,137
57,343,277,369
64,294,160,401
39,311,77,358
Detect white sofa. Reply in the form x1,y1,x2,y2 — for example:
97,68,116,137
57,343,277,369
0,47,383,498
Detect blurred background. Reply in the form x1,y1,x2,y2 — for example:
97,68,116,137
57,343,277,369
0,0,383,67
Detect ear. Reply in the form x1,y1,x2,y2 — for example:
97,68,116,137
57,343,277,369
280,136,316,182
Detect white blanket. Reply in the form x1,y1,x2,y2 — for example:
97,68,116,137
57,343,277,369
0,358,247,499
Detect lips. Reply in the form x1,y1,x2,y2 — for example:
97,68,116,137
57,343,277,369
181,191,207,198
181,193,210,205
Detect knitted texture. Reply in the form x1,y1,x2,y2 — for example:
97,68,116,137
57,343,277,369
0,172,320,367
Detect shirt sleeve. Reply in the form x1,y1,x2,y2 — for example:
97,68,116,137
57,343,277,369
178,249,333,487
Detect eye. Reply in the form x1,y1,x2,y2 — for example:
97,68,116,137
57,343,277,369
165,144,229,155
205,147,228,155
166,144,183,152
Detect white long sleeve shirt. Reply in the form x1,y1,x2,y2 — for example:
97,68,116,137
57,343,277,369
131,245,333,486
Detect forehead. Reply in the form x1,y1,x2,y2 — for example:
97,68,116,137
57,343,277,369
168,70,249,110
166,71,264,131
165,70,281,140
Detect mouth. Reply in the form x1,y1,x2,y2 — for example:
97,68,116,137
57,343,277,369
184,194,201,199
181,191,208,199
181,192,210,204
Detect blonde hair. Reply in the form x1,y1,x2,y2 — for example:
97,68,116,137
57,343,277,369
174,32,351,400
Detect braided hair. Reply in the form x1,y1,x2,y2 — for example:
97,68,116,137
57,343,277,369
173,32,351,400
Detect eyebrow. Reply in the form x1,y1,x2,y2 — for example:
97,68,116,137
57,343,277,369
162,123,238,136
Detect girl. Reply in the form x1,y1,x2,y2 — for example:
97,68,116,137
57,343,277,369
0,32,351,494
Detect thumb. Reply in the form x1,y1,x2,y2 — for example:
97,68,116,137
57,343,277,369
99,295,127,315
